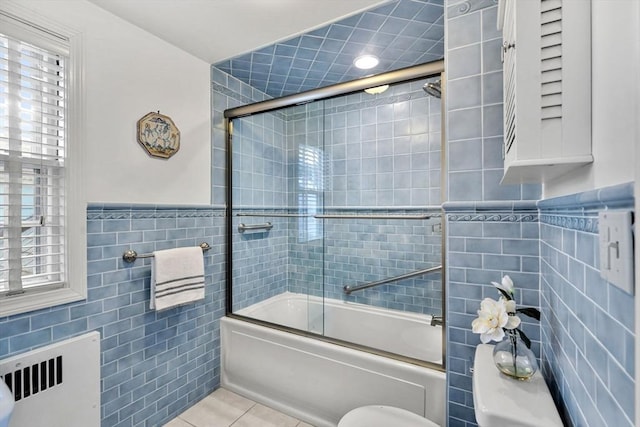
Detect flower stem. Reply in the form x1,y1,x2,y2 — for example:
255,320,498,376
510,330,517,376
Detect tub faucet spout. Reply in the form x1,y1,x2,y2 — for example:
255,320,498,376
430,315,443,327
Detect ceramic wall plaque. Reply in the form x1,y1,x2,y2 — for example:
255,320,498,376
136,112,180,159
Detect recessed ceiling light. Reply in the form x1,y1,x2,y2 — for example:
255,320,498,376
354,55,379,70
364,85,389,95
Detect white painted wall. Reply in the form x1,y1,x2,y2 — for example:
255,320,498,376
4,0,212,205
544,0,638,198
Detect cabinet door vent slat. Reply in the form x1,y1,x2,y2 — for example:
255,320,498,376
540,0,562,123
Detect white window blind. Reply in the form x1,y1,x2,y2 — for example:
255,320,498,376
0,31,67,296
297,145,324,242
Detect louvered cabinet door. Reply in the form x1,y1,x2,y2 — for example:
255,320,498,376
498,0,593,184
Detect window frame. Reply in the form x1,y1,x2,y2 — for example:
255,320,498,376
0,7,86,317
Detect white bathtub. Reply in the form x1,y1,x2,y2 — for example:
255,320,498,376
221,292,445,427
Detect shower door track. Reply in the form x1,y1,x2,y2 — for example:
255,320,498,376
224,60,444,119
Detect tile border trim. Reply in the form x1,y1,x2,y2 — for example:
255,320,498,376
86,204,225,220
539,214,599,233
447,212,538,222
537,181,634,211
442,200,538,212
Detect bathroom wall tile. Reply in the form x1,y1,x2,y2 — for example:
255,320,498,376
482,104,503,137
447,11,481,49
482,71,503,105
449,171,483,201
539,184,635,427
449,139,482,172
482,169,521,201
0,206,225,426
448,76,482,110
482,38,503,73
445,207,540,427
481,6,501,41
447,44,482,80
448,108,482,141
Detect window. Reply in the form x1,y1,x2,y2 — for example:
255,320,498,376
0,10,85,317
297,144,324,242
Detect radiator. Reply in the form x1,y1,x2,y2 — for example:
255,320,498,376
0,331,100,427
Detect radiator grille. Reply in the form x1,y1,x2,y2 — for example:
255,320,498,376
1,355,63,402
0,332,100,427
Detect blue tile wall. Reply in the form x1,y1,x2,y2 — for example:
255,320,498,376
444,206,540,427
0,205,226,427
445,2,541,203
444,1,543,426
214,69,295,312
539,183,635,427
221,68,445,318
211,66,271,207
321,78,442,208
320,210,443,315
231,110,288,207
230,211,290,312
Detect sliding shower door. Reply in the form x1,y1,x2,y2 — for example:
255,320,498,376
229,101,326,334
227,65,445,365
318,79,443,359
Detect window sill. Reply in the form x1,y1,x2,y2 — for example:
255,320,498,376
0,287,85,318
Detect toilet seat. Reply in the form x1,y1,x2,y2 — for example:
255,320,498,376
338,405,440,427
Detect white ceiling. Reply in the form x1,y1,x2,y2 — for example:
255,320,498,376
87,0,389,64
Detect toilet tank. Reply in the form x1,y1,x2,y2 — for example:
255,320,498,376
472,344,563,427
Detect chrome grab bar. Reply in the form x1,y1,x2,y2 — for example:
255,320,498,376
343,265,442,295
238,222,273,233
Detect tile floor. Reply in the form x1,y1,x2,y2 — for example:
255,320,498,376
164,388,315,427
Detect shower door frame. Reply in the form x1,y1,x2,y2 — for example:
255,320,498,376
224,59,447,371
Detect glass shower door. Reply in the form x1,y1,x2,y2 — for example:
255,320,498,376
227,71,445,365
318,78,444,361
229,100,326,334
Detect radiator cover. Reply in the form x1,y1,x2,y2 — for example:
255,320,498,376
0,331,100,427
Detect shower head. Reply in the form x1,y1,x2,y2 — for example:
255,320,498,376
423,80,441,98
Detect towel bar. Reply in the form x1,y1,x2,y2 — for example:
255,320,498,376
122,242,211,263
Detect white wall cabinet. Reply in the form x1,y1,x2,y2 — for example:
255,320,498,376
498,0,593,184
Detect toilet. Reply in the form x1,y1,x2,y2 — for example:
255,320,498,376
0,379,14,427
472,344,563,426
338,405,439,427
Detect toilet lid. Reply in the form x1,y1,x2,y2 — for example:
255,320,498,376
338,405,440,427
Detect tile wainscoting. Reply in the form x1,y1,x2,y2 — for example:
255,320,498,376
539,182,635,427
444,201,540,427
0,205,226,427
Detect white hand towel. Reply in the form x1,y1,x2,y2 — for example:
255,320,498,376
150,246,205,311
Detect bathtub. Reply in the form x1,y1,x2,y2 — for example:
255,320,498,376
221,292,445,427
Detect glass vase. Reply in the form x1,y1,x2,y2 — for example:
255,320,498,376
492,331,538,380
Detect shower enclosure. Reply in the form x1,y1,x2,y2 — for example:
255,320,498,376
225,61,445,367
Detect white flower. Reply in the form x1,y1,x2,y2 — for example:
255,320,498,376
472,298,510,343
491,274,515,297
503,299,521,330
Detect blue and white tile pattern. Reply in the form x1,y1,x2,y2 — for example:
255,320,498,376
214,0,444,98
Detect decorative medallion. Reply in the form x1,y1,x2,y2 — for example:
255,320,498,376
136,111,180,159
